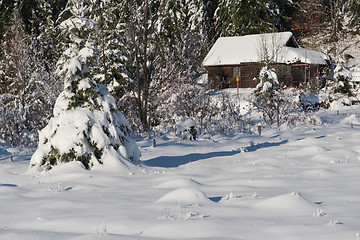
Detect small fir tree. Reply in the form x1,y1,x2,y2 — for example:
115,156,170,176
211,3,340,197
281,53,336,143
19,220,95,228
333,60,353,96
251,66,286,126
29,0,140,172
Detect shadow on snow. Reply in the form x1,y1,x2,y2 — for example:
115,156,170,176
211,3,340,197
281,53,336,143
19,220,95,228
144,140,288,168
242,140,288,152
144,150,240,168
0,184,18,187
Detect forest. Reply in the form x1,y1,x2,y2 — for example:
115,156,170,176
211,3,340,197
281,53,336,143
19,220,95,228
0,0,359,147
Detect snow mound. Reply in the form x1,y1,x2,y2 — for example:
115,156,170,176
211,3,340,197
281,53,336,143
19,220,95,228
254,192,318,216
301,169,335,179
340,114,360,125
155,178,203,188
312,148,360,163
155,187,210,204
287,145,329,157
301,145,329,154
306,145,330,153
329,99,351,109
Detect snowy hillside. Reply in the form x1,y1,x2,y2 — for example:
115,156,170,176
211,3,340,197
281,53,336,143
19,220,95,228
1,100,360,240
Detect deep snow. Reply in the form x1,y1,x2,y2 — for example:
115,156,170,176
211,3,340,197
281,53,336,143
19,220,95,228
1,94,360,239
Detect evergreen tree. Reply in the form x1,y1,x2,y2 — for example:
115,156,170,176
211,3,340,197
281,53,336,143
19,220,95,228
269,0,297,31
202,0,218,44
89,0,127,95
333,60,353,96
30,0,140,171
251,66,286,126
182,0,205,33
214,0,276,38
213,0,232,38
32,0,67,64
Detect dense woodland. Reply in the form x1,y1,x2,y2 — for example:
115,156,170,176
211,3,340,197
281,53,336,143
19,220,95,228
0,0,359,147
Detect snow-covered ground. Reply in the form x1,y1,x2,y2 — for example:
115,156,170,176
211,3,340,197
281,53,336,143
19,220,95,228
1,95,360,240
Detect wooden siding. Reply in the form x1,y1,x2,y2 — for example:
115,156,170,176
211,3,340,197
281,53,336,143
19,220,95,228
207,66,232,89
207,64,262,89
207,63,328,89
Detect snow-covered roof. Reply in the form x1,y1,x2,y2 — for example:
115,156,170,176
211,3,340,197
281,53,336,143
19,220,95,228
203,32,330,66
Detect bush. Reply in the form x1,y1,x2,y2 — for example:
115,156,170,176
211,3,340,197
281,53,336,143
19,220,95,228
176,117,197,140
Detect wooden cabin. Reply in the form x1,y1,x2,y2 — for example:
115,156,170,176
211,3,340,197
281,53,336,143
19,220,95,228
203,32,331,89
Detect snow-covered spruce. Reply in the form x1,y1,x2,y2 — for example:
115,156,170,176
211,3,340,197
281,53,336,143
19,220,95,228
251,66,285,126
333,60,353,95
29,84,141,171
29,0,140,171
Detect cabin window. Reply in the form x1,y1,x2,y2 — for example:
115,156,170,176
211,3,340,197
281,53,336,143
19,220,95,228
232,66,240,79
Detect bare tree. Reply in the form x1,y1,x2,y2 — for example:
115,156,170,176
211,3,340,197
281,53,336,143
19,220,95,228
0,9,60,146
257,33,284,66
291,0,328,40
120,0,185,132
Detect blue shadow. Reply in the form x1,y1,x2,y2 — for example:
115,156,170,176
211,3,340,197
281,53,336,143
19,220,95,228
144,150,240,168
0,184,18,187
0,148,10,161
209,196,222,202
144,140,288,168
242,140,288,152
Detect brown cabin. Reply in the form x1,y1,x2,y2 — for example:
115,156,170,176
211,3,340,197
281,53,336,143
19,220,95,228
202,32,331,89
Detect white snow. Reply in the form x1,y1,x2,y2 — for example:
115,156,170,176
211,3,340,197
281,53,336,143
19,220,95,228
155,187,210,204
155,178,203,188
203,32,329,66
1,90,360,239
254,192,318,216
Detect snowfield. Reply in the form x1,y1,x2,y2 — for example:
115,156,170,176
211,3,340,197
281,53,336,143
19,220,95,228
1,101,360,240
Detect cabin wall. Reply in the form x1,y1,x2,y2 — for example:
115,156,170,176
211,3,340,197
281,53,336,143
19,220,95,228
207,63,327,89
235,64,262,88
269,64,293,87
290,64,327,88
207,66,232,89
207,64,262,89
